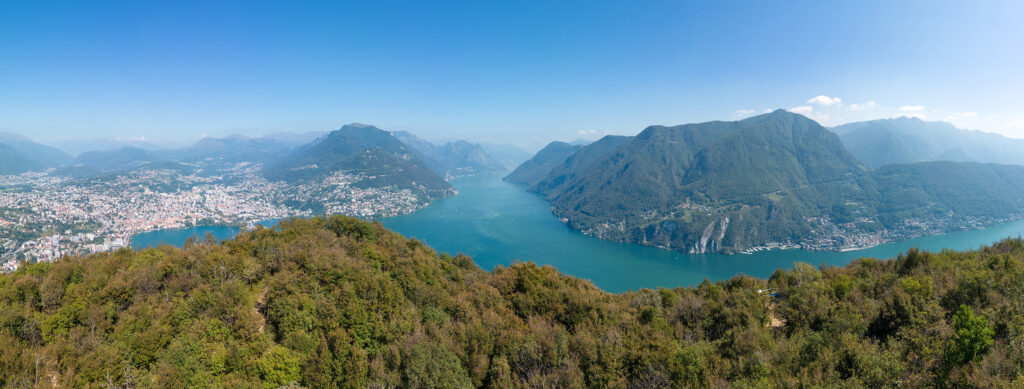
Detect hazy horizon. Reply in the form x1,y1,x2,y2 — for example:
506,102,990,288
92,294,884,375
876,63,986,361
2,1,1023,148
7,112,1018,156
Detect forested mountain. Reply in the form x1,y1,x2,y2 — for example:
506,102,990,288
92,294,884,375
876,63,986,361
525,110,1024,253
0,144,46,175
833,117,1024,168
532,135,632,195
264,124,452,199
392,131,505,177
50,137,293,177
48,135,297,168
0,133,73,174
2,215,1022,387
503,141,583,186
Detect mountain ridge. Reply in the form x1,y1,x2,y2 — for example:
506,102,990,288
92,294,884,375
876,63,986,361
516,110,1024,253
0,133,73,174
392,131,505,177
531,135,632,196
833,116,1024,167
503,141,583,186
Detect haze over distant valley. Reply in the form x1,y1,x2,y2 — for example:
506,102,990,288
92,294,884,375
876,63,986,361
0,123,504,271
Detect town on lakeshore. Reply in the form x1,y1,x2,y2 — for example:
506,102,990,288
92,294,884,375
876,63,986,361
0,164,433,273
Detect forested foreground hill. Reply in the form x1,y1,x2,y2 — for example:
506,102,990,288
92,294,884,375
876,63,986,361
2,217,1024,387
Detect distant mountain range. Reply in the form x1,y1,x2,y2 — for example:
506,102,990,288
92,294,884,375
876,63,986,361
510,110,1024,253
75,146,165,172
53,137,293,176
0,132,73,174
47,132,326,157
259,130,327,148
6,129,531,181
46,137,166,156
168,136,293,166
0,126,499,200
392,131,505,177
832,117,1024,168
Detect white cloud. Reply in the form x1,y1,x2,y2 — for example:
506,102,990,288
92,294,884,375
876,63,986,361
807,95,842,106
901,113,928,120
736,109,756,115
576,129,597,135
848,101,877,111
947,111,978,121
899,105,925,112
789,106,814,115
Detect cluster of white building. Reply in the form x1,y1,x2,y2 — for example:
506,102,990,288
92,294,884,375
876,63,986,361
0,165,434,272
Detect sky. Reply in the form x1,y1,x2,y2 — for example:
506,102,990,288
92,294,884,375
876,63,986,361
1,1,1022,149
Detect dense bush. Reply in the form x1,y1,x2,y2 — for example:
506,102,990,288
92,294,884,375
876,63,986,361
1,215,1022,387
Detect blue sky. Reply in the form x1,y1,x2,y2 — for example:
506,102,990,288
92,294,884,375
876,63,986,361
1,1,1022,149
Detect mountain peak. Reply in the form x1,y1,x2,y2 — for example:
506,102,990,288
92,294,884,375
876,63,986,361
543,140,573,148
0,132,35,144
894,115,926,123
737,109,825,130
759,108,813,121
343,123,377,129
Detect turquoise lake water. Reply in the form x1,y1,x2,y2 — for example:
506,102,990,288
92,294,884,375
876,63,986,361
134,174,1024,293
131,219,281,249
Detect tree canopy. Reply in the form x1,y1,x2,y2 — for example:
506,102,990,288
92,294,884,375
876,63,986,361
1,215,1023,387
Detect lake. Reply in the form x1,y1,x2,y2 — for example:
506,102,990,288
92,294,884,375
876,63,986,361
134,174,1024,293
131,219,282,249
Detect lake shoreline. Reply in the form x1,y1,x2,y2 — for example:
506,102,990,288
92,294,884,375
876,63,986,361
134,174,1024,293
